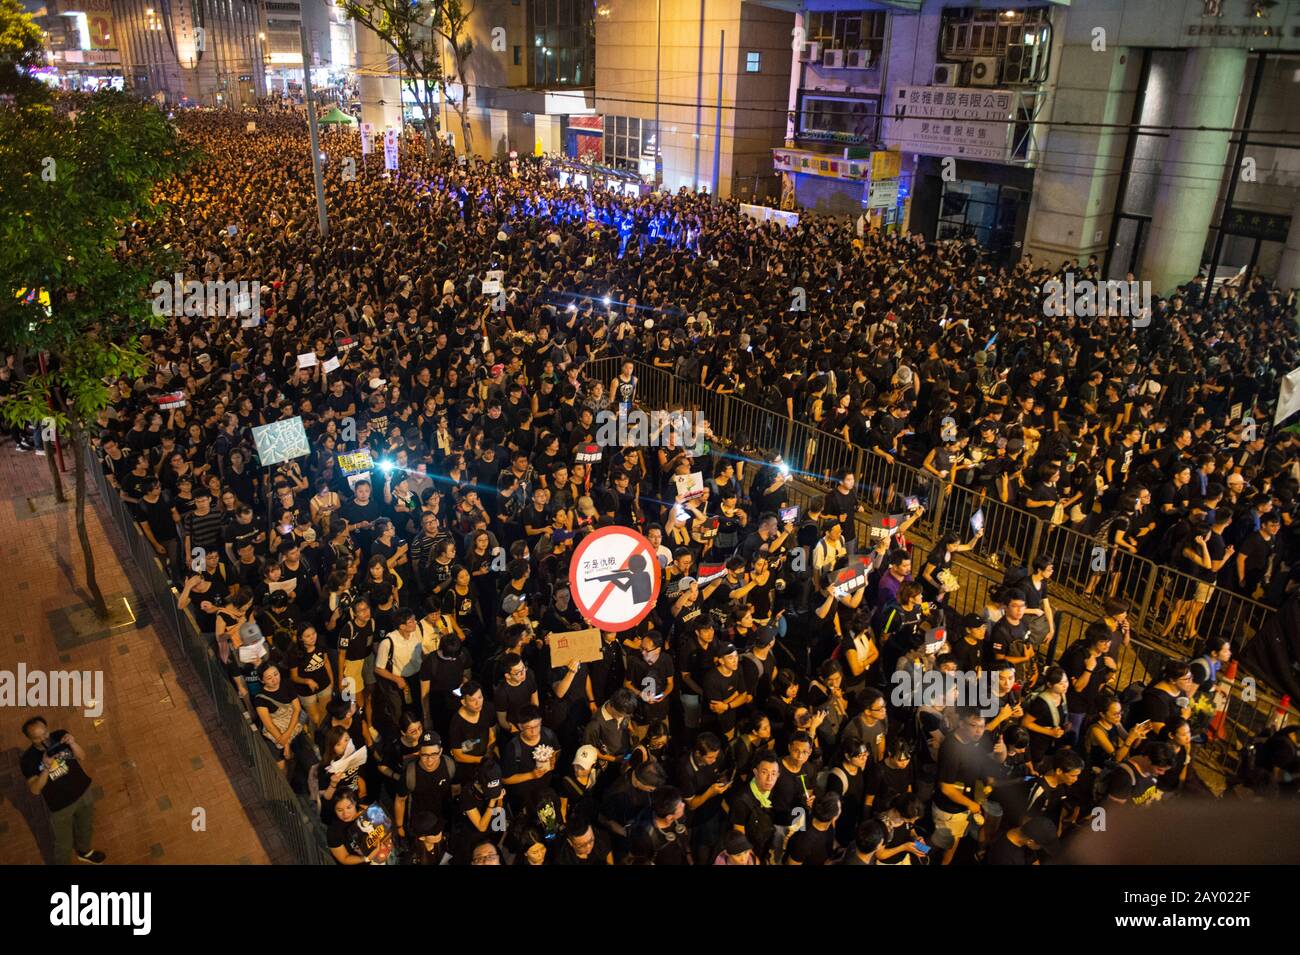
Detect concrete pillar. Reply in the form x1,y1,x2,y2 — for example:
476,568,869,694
1142,46,1247,295
1023,44,1135,267
354,17,401,132
1277,195,1300,296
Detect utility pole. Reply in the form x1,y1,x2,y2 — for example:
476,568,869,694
654,0,662,186
299,19,329,238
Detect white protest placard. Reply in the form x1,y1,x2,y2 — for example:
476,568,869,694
1276,366,1300,426
360,122,374,156
237,641,267,664
322,356,341,374
267,579,297,594
482,269,504,295
297,352,318,369
383,128,399,171
673,471,706,501
327,745,368,777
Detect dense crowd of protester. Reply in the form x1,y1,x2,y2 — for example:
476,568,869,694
13,106,1299,865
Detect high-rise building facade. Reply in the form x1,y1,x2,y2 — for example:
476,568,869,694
111,0,265,106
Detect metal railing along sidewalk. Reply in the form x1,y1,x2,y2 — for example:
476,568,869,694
83,442,331,865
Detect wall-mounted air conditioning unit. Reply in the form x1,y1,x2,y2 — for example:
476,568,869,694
1002,42,1042,84
969,56,999,86
822,49,845,69
931,62,958,86
845,49,871,69
798,42,821,64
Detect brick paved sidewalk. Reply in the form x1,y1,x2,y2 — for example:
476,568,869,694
0,444,290,864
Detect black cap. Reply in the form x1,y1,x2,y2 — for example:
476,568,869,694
722,830,752,855
752,626,778,647
410,812,443,837
1020,816,1060,854
714,641,738,657
420,731,442,749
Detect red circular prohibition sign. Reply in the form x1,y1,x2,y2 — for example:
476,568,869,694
568,525,662,632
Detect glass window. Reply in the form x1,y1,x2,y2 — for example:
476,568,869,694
940,5,1051,82
530,0,594,87
797,94,880,144
803,10,884,59
745,51,760,73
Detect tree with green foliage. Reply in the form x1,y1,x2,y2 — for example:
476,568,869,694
0,88,194,618
432,0,476,156
341,0,444,159
0,0,43,89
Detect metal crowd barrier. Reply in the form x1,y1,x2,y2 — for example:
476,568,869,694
605,359,1285,778
83,441,331,864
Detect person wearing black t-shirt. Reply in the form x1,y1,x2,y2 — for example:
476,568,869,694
1104,742,1175,808
785,792,840,865
948,615,987,674
493,653,540,737
1135,662,1196,729
932,706,993,866
394,733,455,841
986,815,1058,865
729,752,781,864
20,716,104,865
823,470,859,528
420,635,472,736
629,785,692,865
338,480,383,555
1060,626,1116,737
554,818,614,865
700,643,748,739
499,706,561,812
327,791,392,865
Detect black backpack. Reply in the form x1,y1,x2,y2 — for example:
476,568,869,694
1091,759,1138,806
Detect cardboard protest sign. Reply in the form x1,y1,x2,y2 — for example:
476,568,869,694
547,628,603,668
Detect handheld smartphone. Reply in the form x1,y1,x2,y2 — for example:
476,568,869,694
913,841,931,855
780,505,799,524
903,496,920,511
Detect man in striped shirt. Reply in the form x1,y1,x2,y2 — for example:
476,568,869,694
182,494,226,567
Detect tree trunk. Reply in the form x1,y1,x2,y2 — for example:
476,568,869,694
69,424,109,620
455,65,473,156
45,435,66,503
418,91,435,160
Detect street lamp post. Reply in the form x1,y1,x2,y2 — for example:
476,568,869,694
299,18,329,238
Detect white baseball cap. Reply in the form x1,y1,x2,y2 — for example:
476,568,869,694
573,745,600,771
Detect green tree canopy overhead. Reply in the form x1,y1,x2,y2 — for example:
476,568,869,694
0,90,195,616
